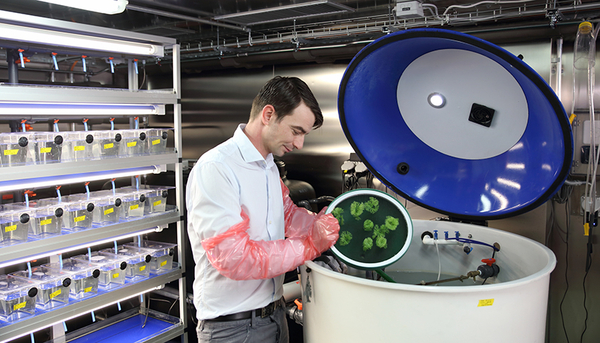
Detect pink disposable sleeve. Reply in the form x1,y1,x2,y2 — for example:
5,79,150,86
201,208,339,280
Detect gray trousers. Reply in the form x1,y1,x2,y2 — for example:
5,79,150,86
197,306,289,343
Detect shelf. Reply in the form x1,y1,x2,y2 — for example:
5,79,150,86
0,268,183,342
0,152,177,184
0,84,178,105
0,208,180,265
54,308,184,343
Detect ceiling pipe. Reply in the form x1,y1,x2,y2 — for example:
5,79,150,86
128,0,214,17
126,4,248,32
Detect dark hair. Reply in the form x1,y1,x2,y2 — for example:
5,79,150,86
250,76,323,129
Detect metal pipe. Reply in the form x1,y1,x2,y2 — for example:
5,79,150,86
6,49,18,84
126,4,248,32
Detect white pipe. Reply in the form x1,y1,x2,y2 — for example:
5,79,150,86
422,236,462,246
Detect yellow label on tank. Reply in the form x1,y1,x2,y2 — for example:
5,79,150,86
84,287,92,293
40,219,52,226
104,143,114,149
74,146,85,151
153,200,163,207
160,260,167,267
152,139,160,145
3,149,18,156
127,141,137,147
478,299,494,307
5,225,17,232
104,208,114,215
13,302,26,311
139,265,146,271
112,273,119,279
130,204,139,211
74,215,86,223
40,147,52,153
50,289,62,299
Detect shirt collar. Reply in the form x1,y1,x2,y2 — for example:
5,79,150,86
233,124,274,166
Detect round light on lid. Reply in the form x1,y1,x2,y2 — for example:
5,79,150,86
427,93,446,108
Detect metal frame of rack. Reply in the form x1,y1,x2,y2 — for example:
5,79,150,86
0,10,187,343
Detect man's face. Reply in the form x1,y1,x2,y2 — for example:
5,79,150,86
264,102,315,157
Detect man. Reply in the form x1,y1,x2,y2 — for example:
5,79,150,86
186,76,340,343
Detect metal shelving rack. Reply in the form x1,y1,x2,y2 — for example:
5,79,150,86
0,10,186,343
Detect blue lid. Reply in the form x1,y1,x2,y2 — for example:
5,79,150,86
338,28,573,220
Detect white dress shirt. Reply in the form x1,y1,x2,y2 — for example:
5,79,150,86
186,124,285,320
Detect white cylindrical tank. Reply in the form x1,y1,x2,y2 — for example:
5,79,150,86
300,219,555,343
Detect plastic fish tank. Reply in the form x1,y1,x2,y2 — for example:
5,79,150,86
43,259,100,299
62,131,97,162
71,252,127,289
117,185,173,214
93,130,121,159
0,132,37,166
126,241,177,273
146,128,172,155
99,246,152,280
11,266,71,310
91,194,122,225
118,129,148,157
29,201,64,238
117,189,147,219
62,195,94,231
33,132,64,164
0,275,38,322
0,204,31,246
145,186,172,214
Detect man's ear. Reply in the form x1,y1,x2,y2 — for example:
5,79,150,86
261,105,276,125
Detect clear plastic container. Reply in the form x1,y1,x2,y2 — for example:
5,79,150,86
43,259,100,299
93,130,121,159
119,185,172,214
0,132,37,166
125,241,177,273
34,132,64,164
91,195,122,225
118,129,148,157
0,204,32,246
0,274,38,322
11,266,71,310
71,252,128,289
146,128,171,155
62,195,95,231
143,186,173,214
29,201,64,238
118,190,147,219
99,246,152,280
62,131,97,162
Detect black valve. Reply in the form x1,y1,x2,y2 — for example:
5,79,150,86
477,258,500,279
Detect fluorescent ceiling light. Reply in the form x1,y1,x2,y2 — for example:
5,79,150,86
0,166,160,193
0,103,164,116
35,0,128,15
0,22,163,57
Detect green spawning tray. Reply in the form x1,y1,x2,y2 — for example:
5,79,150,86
328,188,413,270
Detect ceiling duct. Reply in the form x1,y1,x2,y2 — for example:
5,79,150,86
213,0,354,26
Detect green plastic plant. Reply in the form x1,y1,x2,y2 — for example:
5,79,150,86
350,201,364,220
339,231,353,246
363,219,374,231
364,197,379,214
376,235,387,249
384,216,399,231
363,237,373,251
332,207,344,226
